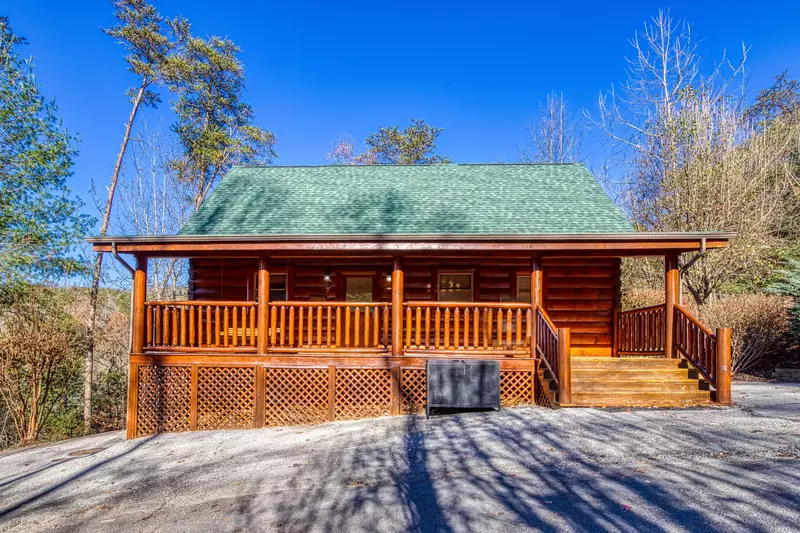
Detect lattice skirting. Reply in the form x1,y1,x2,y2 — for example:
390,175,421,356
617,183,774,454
137,365,191,435
132,364,538,437
265,367,329,426
500,371,534,407
335,368,392,420
401,368,426,414
197,366,255,430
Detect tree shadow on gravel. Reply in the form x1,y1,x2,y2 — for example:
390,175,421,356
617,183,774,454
230,405,800,533
2,402,799,533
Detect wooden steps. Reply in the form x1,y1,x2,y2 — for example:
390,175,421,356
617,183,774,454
562,356,712,407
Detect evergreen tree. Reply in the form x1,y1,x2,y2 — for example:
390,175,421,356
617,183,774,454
0,17,91,284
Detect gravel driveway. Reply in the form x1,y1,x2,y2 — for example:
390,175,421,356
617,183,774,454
1,382,799,533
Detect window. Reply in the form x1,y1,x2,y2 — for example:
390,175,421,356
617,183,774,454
346,277,373,302
438,273,473,302
270,274,287,301
253,273,288,301
516,275,531,303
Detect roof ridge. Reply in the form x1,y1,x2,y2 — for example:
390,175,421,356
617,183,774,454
230,162,586,169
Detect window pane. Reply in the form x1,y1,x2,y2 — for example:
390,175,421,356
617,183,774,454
517,275,531,303
438,274,472,302
270,274,287,301
346,277,373,302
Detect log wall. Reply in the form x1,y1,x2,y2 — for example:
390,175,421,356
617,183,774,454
188,256,620,356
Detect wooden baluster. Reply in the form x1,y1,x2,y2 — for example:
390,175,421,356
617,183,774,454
454,308,460,349
335,307,342,347
435,308,441,349
154,306,162,346
249,306,255,346
232,306,239,347
372,306,379,349
486,309,493,349
274,305,282,346
424,307,431,349
197,306,203,346
382,306,389,348
327,307,332,348
415,307,421,348
146,305,153,347
286,306,294,347
213,306,220,347
298,307,305,347
354,306,361,347
474,307,479,348
164,306,170,346
317,306,323,347
269,306,277,345
178,306,185,346
525,309,532,348
206,306,212,347
344,307,351,347
444,308,451,349
505,309,512,347
363,307,370,348
405,306,412,349
463,308,470,349
307,306,314,347
188,305,195,347
223,306,230,347
516,309,522,347
172,306,179,346
162,306,170,346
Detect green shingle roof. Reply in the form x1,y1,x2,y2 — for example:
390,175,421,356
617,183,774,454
178,163,634,236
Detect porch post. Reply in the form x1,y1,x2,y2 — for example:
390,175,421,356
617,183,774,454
557,327,572,404
128,255,147,439
390,258,404,416
257,256,270,355
391,258,404,356
530,256,543,354
131,255,147,354
664,253,680,358
715,328,732,405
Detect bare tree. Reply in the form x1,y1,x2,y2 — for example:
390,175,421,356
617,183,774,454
0,287,85,445
87,0,172,433
114,125,193,299
591,10,799,304
520,92,584,163
326,135,360,165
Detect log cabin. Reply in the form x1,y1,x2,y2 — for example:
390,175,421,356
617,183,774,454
88,163,734,438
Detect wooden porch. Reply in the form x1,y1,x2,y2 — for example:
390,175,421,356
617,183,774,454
119,251,732,439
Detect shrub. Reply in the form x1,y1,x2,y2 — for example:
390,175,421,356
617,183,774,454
695,293,792,374
621,288,663,311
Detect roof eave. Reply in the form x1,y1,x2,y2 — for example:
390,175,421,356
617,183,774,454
87,232,735,256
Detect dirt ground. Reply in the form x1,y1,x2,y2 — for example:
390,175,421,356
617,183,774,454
1,382,799,533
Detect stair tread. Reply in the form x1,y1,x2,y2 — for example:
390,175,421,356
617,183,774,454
572,378,699,383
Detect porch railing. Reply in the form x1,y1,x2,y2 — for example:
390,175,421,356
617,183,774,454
616,304,666,355
402,301,531,355
268,301,391,352
534,305,571,404
144,300,257,352
673,304,718,383
535,305,559,383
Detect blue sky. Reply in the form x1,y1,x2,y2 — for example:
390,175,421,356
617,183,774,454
6,0,800,228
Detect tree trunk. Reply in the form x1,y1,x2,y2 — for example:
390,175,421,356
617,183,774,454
84,82,147,434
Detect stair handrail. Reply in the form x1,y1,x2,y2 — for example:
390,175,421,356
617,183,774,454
535,305,560,388
673,304,733,405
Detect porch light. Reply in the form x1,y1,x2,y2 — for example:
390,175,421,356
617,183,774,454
385,272,392,283
323,266,332,284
